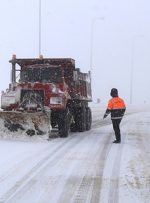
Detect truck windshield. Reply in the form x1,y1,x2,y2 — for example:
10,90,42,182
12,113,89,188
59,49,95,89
20,66,63,83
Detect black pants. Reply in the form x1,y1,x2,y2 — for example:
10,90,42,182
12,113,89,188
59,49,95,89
112,119,122,141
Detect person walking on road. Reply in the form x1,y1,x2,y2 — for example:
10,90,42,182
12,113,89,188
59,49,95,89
103,88,126,143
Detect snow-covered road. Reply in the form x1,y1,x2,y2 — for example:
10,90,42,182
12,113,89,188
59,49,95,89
0,104,150,203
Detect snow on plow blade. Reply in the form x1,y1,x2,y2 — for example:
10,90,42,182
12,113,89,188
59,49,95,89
0,111,50,137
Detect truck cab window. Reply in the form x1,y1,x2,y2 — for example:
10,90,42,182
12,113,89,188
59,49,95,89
20,66,63,83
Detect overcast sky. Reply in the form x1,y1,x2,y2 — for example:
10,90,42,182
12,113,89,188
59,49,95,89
0,0,150,104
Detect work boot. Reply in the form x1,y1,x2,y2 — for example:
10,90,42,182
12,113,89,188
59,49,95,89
113,140,121,143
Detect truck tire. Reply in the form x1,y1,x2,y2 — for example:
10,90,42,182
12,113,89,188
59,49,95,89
70,110,78,132
70,121,77,132
86,107,92,130
58,109,71,137
77,106,86,132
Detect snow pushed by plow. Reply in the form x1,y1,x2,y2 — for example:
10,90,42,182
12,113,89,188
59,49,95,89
0,111,50,140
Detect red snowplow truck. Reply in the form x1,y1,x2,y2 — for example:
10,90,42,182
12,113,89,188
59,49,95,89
0,55,92,137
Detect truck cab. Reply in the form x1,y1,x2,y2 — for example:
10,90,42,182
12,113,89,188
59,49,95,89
1,55,92,137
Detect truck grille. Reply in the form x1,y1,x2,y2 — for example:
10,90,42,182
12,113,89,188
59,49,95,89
20,89,44,107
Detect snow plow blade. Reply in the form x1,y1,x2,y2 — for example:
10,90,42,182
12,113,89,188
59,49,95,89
0,111,51,136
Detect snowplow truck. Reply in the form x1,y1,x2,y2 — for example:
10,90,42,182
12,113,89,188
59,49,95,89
0,55,92,137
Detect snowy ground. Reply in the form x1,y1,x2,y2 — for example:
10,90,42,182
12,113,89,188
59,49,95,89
0,104,150,203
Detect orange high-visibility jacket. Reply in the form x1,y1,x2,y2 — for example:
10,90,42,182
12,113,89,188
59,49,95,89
105,97,126,119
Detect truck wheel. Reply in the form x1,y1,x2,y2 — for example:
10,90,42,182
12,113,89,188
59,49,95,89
70,122,77,132
58,109,71,137
70,111,78,132
77,106,86,132
86,107,92,130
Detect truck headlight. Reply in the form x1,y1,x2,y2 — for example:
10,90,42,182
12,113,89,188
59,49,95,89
1,95,16,107
50,97,63,104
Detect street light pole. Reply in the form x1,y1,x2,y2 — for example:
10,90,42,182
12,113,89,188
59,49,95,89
130,37,135,104
39,0,42,56
90,17,104,73
90,17,104,102
130,35,143,104
90,19,94,73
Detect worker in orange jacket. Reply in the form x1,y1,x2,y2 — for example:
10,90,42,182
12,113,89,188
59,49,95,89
103,88,126,143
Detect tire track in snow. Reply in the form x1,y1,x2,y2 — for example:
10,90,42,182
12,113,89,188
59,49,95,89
0,113,133,203
91,117,129,203
0,134,89,203
72,176,93,203
57,132,103,203
107,145,123,203
107,120,130,203
0,134,83,203
37,120,120,203
62,132,113,203
0,145,51,184
70,120,123,203
90,133,112,203
10,130,101,203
